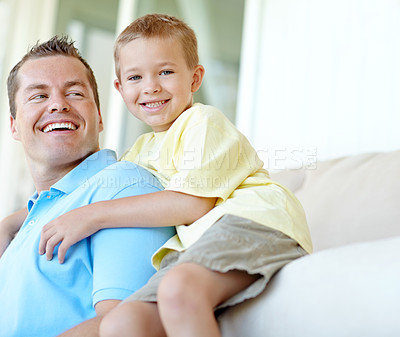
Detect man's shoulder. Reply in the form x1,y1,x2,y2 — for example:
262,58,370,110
100,159,160,184
81,156,162,200
104,159,157,181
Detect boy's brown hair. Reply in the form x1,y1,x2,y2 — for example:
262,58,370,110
114,13,199,80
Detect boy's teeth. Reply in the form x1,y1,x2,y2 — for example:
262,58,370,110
145,100,165,108
43,122,77,133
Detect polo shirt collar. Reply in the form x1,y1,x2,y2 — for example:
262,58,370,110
28,149,117,210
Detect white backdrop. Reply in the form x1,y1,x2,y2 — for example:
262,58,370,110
0,0,58,217
237,0,400,170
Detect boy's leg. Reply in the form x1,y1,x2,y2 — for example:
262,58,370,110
155,215,306,337
158,262,260,337
98,216,305,337
99,301,167,337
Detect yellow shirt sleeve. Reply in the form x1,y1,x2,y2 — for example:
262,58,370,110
163,104,265,203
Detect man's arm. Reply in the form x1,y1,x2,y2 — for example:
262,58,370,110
57,300,120,337
56,176,176,336
56,204,176,335
0,208,28,257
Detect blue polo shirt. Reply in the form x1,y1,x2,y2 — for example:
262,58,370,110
0,149,175,337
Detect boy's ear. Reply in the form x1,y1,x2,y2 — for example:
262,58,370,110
114,79,122,93
191,65,205,93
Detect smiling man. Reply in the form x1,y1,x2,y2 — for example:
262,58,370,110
0,36,174,337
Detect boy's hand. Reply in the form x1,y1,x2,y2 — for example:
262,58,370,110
39,206,99,264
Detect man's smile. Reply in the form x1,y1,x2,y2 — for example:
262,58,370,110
42,121,78,133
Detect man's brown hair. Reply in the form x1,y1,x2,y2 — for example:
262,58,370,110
7,35,100,119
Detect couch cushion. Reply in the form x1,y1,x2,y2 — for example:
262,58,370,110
271,150,400,251
219,236,400,337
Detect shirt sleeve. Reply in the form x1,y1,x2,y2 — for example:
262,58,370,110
165,116,262,202
90,181,175,306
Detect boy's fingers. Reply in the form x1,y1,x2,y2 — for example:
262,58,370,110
39,231,46,254
38,237,47,255
57,241,71,264
45,243,54,260
39,225,53,254
45,235,61,261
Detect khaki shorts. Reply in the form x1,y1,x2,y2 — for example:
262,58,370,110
124,214,307,309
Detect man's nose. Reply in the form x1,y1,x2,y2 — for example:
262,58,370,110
48,96,70,113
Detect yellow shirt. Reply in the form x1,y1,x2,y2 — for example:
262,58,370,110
122,103,312,269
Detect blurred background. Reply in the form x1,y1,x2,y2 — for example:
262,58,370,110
0,0,399,218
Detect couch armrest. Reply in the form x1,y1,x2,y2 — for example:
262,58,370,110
270,168,306,193
219,236,400,337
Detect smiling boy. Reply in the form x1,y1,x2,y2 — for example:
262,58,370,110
114,36,203,132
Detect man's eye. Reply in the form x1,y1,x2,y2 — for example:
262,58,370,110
128,75,141,81
31,94,47,100
160,70,173,76
67,92,83,97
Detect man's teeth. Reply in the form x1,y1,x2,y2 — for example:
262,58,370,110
43,122,77,133
145,100,165,108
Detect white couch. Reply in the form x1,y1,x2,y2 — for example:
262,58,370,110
219,150,400,337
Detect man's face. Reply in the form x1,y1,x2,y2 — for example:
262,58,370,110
10,55,103,171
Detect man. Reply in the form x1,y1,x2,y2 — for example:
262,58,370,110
0,36,174,337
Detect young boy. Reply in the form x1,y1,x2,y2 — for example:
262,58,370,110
9,14,312,337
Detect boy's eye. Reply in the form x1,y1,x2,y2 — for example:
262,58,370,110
160,70,173,76
128,75,142,81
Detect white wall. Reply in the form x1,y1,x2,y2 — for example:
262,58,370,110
237,0,400,170
0,0,127,218
0,0,58,217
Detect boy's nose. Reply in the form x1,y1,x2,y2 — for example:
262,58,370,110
146,88,160,94
144,80,161,94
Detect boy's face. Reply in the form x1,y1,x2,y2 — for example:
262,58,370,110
114,37,204,132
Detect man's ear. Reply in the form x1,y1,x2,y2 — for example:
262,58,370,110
191,65,205,93
98,109,104,133
10,115,20,141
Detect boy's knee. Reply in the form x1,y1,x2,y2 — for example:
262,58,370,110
158,263,212,308
159,264,192,301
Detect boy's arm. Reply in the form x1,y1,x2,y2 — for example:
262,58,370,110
94,190,216,228
0,208,28,257
39,190,216,263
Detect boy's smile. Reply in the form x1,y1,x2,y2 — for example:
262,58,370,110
115,37,204,132
140,99,169,111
